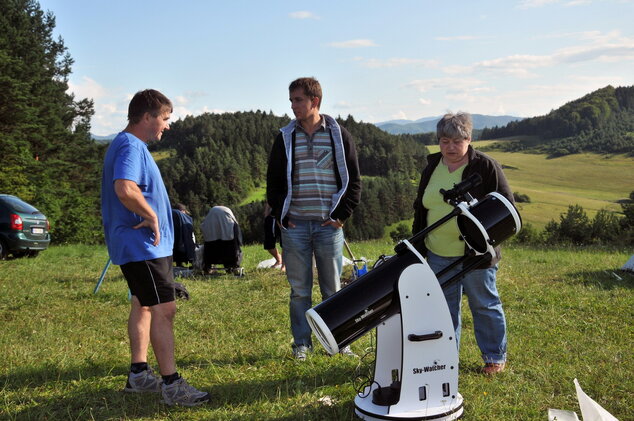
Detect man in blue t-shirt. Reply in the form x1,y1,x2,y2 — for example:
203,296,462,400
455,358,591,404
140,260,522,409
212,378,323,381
101,89,209,406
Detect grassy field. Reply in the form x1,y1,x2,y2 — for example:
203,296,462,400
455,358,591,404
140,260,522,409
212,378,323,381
427,141,634,229
1,243,632,420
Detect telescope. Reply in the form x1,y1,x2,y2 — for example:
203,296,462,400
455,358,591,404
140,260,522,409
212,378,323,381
306,176,521,421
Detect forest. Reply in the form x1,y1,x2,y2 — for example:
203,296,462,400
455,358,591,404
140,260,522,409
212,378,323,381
152,111,429,242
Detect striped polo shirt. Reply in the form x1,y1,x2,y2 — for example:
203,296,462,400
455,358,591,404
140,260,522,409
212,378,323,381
288,118,338,221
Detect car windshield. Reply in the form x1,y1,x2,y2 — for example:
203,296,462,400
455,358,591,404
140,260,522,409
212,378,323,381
0,196,40,214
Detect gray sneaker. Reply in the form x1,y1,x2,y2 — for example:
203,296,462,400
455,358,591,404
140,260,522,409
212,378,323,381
161,377,211,406
124,368,162,393
293,345,311,361
339,345,358,357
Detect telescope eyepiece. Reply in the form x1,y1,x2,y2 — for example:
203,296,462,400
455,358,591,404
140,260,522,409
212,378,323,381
441,173,482,204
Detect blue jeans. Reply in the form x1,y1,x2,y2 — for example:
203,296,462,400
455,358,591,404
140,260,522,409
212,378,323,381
426,251,507,363
281,219,343,348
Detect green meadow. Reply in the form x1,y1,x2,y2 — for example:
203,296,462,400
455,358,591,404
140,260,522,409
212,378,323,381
429,141,634,229
1,243,632,420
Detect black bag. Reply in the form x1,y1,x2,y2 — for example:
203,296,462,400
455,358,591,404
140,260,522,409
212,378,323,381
174,282,190,300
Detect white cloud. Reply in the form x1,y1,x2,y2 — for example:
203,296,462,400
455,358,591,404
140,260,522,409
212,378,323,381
517,0,560,9
556,41,634,64
90,99,128,136
434,35,482,41
65,77,128,135
407,77,488,94
67,76,107,100
437,75,626,118
172,104,229,120
565,0,591,5
201,106,228,114
470,54,552,78
65,81,223,135
392,110,408,120
356,57,439,68
328,39,377,48
419,98,431,105
289,11,319,19
441,31,634,78
532,30,602,41
174,96,189,106
334,101,353,109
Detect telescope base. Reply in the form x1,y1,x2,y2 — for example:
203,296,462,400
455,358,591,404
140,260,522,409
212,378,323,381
355,392,463,420
354,262,464,420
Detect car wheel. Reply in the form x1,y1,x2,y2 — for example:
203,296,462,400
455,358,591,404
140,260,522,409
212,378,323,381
0,240,7,260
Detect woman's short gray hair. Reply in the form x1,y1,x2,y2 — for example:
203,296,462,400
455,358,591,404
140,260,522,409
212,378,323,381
437,112,472,140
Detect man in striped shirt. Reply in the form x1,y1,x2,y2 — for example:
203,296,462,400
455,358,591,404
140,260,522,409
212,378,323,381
266,77,362,360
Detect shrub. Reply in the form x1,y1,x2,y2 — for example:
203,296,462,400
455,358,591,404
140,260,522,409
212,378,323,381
390,223,411,243
556,204,592,244
513,192,531,203
512,222,542,244
590,208,621,244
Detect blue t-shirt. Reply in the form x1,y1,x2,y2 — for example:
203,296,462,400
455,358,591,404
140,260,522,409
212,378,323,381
101,132,174,265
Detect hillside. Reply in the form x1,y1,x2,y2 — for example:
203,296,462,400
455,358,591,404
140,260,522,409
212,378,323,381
376,114,522,135
480,85,634,155
151,111,429,241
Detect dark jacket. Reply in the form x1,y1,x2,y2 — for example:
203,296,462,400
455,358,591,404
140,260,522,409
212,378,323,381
266,115,362,228
172,209,195,263
412,145,513,267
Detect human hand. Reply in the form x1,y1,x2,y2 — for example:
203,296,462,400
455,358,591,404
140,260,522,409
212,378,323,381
277,220,296,229
133,217,160,246
322,218,343,229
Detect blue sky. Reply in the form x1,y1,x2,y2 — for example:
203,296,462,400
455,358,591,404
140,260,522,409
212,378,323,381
39,0,634,135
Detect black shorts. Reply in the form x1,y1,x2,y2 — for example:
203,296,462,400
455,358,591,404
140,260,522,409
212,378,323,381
120,256,175,306
263,215,282,250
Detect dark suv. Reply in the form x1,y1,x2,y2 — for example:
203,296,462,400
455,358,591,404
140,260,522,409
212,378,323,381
0,194,51,259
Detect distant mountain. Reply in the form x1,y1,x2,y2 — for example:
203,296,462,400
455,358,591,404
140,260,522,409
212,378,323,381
377,119,413,126
91,133,117,143
376,114,523,135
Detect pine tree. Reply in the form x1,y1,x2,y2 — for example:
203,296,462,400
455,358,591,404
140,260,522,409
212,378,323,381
0,0,103,243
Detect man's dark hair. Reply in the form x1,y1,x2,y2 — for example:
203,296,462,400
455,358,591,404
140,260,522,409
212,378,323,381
289,77,322,109
128,89,173,124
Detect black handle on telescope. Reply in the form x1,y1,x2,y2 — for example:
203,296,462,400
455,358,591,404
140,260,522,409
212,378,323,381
408,330,443,342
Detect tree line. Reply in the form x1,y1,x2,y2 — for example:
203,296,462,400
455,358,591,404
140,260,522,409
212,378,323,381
480,85,634,156
153,112,429,243
0,0,106,245
508,191,634,247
